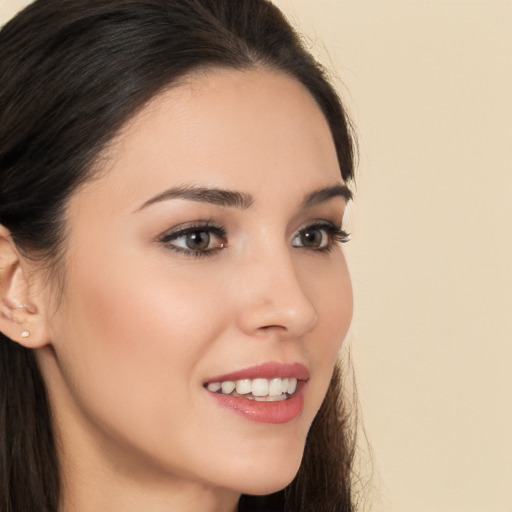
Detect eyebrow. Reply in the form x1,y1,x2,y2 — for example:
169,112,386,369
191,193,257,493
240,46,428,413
136,183,352,212
301,184,353,208
136,185,254,211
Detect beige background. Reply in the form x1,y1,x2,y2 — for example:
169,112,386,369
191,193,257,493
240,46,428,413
1,1,511,511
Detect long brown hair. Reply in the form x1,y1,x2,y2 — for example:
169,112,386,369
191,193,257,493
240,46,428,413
0,1,357,510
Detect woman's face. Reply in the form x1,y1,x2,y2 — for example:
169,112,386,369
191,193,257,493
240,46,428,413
38,68,353,502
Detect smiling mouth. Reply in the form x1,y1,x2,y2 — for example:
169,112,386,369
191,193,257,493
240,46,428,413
204,377,298,402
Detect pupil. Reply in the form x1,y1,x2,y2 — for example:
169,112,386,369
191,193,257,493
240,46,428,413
186,231,210,250
301,229,322,247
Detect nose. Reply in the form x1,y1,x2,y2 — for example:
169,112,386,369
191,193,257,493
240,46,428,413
235,251,318,339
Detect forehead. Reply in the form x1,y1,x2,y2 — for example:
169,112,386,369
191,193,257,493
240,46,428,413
79,68,342,212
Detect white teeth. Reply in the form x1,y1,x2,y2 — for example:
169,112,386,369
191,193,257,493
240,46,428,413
269,378,283,396
235,379,252,394
221,381,236,394
207,382,221,392
206,377,298,398
252,378,269,397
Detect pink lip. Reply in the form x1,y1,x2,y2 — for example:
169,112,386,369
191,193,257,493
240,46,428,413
204,362,309,424
204,362,310,384
208,383,306,424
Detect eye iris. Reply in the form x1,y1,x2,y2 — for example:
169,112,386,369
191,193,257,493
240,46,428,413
300,229,323,248
186,231,210,250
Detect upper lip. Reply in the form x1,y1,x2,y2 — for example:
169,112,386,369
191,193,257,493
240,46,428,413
204,362,310,384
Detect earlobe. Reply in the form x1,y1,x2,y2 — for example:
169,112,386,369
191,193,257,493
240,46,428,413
0,225,50,349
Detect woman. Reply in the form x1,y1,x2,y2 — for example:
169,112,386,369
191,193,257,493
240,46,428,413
0,1,357,511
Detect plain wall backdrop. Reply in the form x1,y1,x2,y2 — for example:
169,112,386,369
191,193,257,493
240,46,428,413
1,1,511,511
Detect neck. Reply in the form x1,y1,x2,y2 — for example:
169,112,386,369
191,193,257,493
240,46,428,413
59,448,240,512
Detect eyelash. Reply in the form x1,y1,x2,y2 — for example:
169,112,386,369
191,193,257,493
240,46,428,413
159,221,227,258
293,222,350,253
159,220,350,258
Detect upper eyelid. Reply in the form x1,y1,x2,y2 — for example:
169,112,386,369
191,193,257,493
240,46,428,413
158,219,343,238
294,218,342,233
293,222,346,238
158,221,223,239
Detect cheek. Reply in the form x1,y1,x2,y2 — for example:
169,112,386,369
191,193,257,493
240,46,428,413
324,264,353,353
301,252,352,414
307,250,353,354
51,249,225,446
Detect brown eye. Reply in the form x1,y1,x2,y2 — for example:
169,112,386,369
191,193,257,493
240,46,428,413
291,222,349,251
292,226,329,249
161,223,227,256
184,231,210,250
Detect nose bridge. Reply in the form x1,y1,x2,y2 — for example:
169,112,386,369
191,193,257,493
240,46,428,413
235,241,318,338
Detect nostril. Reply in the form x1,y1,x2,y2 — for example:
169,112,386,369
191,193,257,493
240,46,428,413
257,324,289,334
239,303,317,339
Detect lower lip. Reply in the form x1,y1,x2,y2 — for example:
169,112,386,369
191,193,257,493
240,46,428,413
207,382,306,424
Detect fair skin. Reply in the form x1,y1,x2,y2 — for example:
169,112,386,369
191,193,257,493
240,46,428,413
0,68,352,512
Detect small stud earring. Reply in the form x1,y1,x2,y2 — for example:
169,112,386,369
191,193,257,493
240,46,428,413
21,330,30,338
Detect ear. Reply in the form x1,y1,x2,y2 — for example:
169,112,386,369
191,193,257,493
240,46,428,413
0,225,51,348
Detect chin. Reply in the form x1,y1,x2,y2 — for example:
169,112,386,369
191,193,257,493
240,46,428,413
238,478,295,497
230,448,304,496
